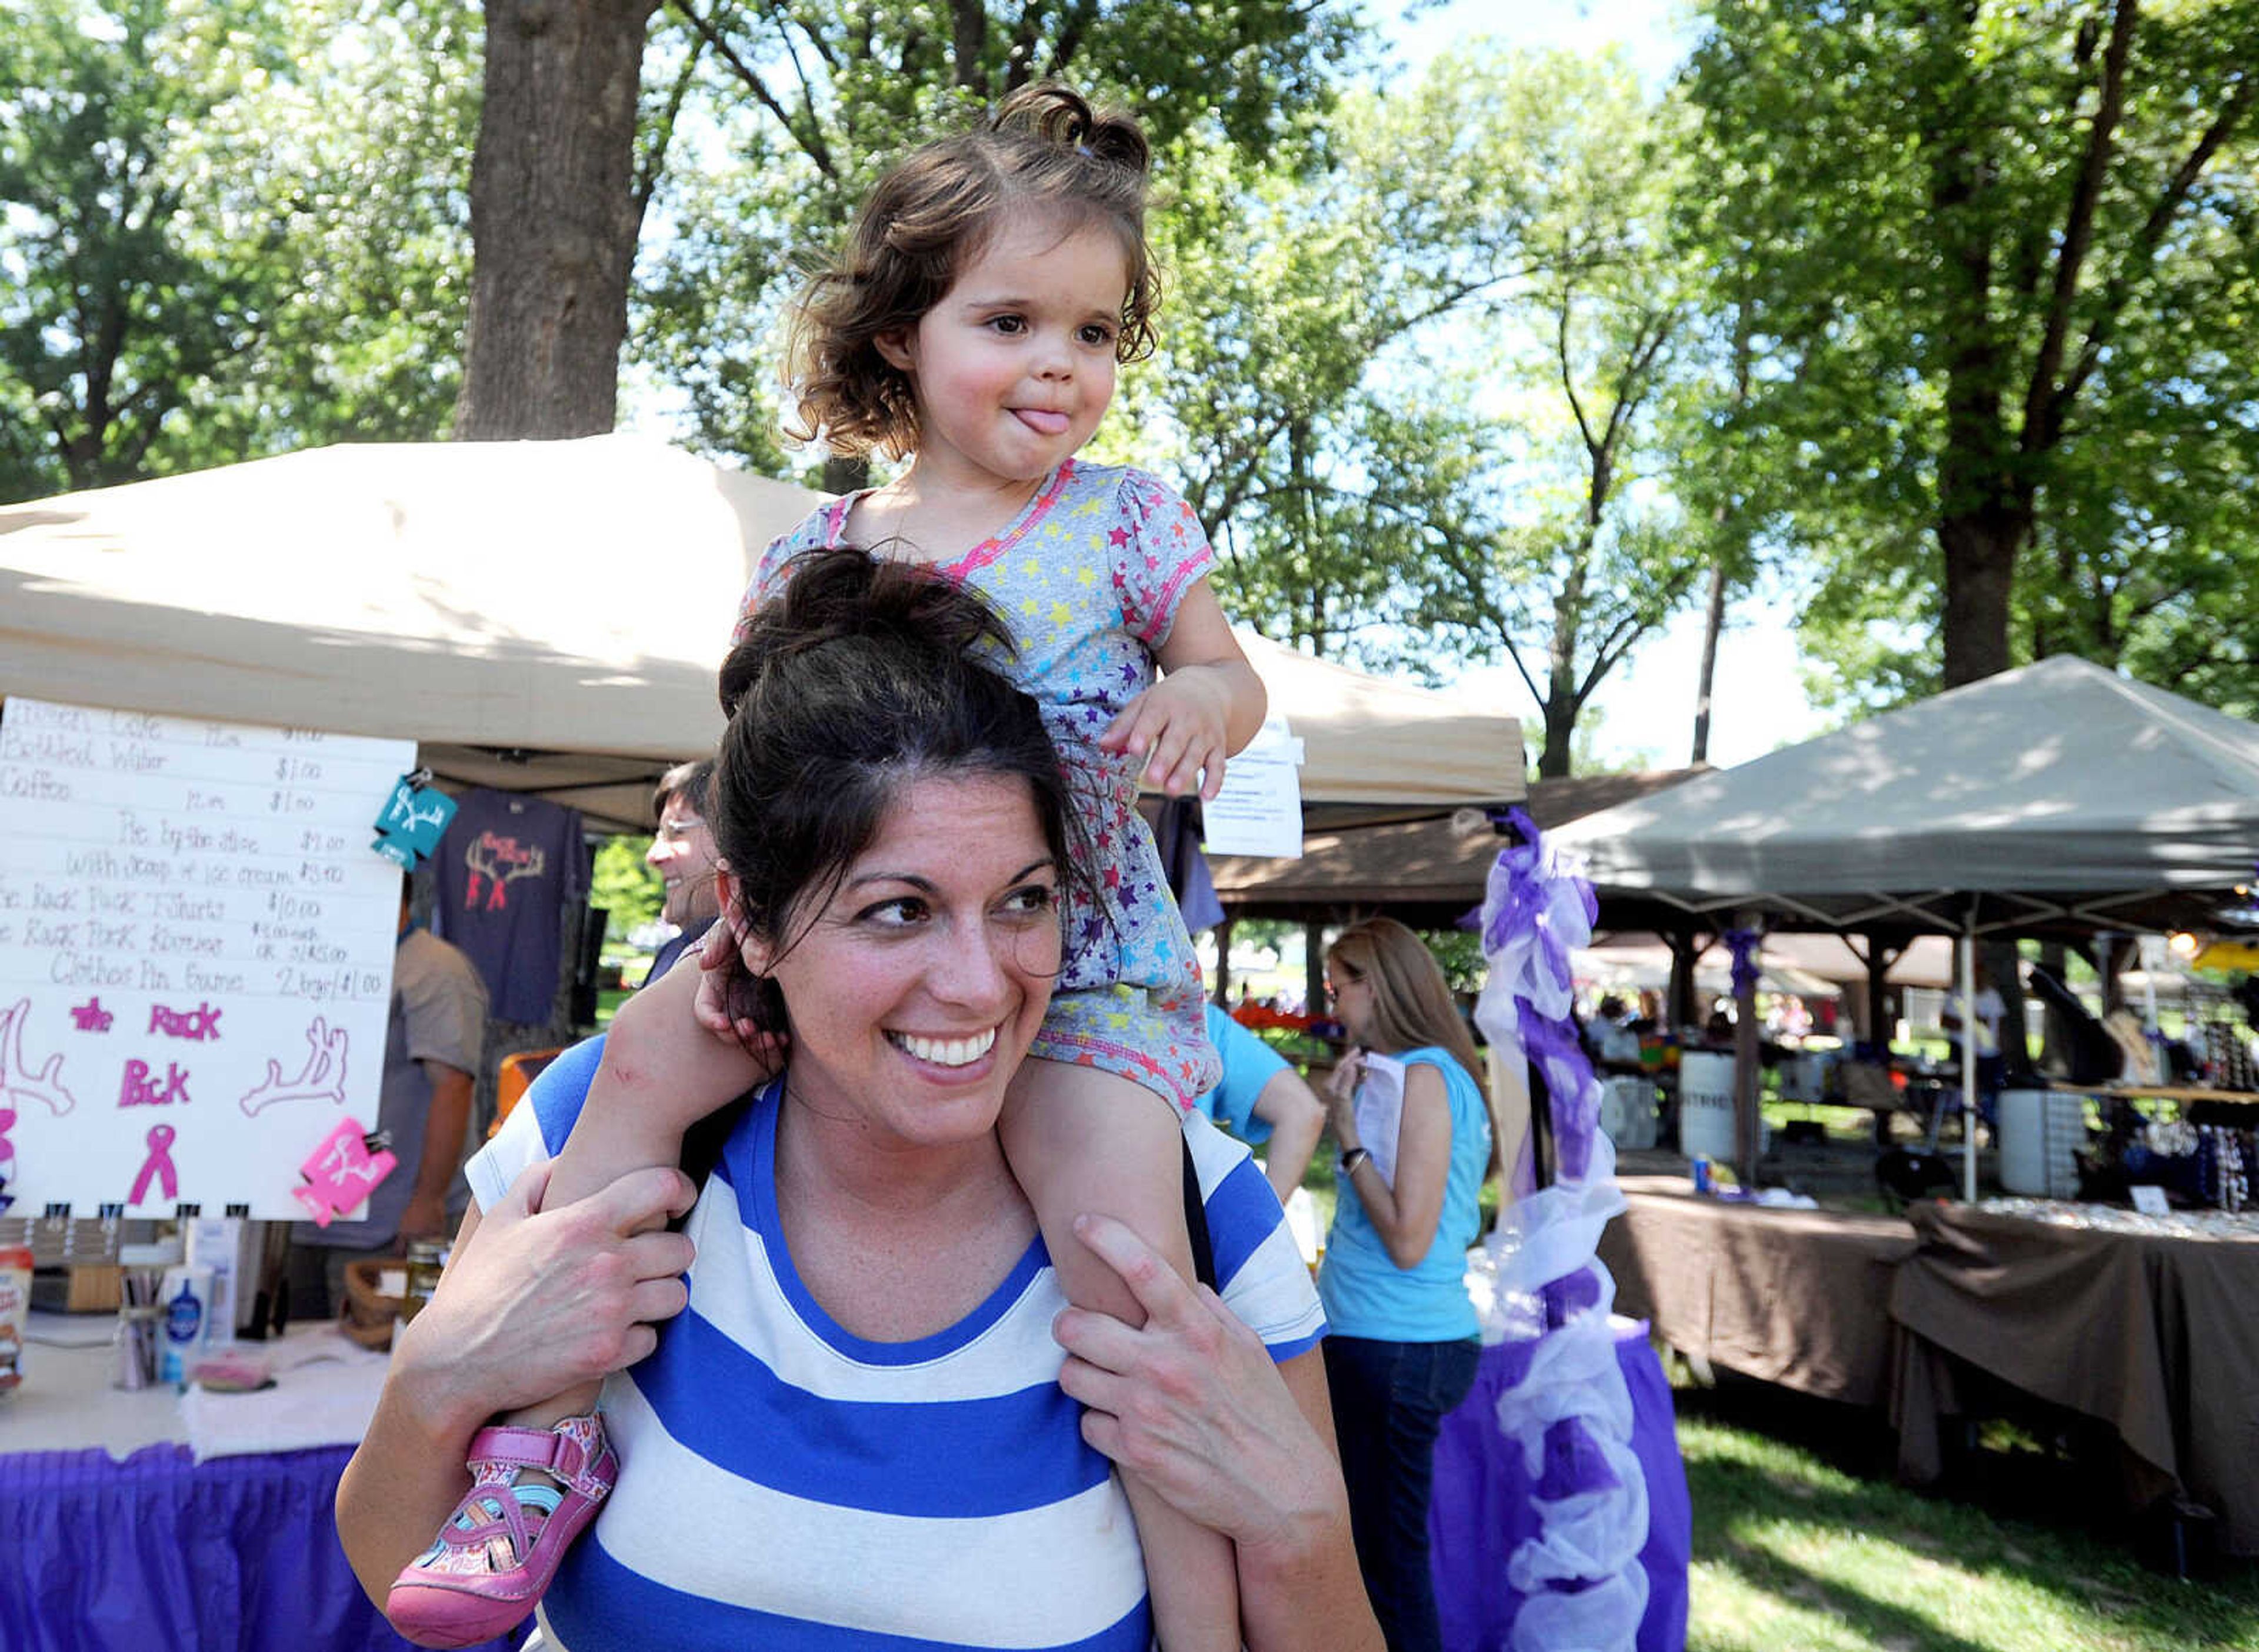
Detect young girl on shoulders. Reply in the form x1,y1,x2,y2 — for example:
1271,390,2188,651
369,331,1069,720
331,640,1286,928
386,84,1264,1651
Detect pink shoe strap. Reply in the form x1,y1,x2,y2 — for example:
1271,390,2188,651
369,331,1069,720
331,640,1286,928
466,1414,614,1501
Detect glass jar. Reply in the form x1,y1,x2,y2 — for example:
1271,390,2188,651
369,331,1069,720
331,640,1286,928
399,1238,448,1324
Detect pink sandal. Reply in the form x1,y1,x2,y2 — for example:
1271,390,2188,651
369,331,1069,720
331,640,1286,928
385,1413,617,1648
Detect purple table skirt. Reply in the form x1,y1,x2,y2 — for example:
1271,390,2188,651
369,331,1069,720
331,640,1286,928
1431,1320,1692,1652
0,1441,525,1652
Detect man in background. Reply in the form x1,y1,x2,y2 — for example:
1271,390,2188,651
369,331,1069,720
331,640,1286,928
286,880,487,1315
643,759,720,987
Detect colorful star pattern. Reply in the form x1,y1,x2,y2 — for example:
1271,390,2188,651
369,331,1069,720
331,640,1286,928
742,459,1224,1110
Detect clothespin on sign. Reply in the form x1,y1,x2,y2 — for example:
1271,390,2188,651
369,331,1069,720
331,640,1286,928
372,769,457,870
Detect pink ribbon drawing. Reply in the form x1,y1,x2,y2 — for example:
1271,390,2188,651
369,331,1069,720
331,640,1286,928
128,1123,179,1207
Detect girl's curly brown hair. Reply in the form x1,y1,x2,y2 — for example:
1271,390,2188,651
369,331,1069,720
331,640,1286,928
782,83,1160,463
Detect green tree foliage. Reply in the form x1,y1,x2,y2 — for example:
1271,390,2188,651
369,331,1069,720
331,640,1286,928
0,0,475,499
1119,48,1708,776
1682,0,2259,698
591,834,662,940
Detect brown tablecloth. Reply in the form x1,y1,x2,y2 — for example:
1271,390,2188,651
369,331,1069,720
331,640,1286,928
1890,1203,2259,1554
1600,1176,1918,1408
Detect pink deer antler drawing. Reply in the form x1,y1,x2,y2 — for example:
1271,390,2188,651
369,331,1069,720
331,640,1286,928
238,1017,351,1115
0,997,77,1117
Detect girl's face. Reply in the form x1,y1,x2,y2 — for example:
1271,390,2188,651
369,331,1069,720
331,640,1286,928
880,215,1129,492
738,771,1063,1153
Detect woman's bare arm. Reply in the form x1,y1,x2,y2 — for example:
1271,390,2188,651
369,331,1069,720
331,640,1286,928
1325,1060,1455,1267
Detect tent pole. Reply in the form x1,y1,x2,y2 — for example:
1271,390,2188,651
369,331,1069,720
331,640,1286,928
1960,923,1978,1204
1733,911,1764,1184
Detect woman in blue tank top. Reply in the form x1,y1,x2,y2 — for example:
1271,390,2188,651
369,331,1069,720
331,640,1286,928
1318,918,1499,1652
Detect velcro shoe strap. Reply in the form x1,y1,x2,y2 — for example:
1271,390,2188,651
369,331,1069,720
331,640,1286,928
467,1423,577,1476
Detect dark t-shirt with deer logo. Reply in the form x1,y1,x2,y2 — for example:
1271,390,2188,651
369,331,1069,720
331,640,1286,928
432,789,587,1023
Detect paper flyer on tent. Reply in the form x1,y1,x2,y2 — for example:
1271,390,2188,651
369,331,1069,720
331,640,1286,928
1354,1053,1407,1187
0,697,410,1218
1201,714,1304,858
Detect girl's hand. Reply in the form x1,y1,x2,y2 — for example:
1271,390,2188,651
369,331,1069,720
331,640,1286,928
693,911,787,1064
1099,670,1233,799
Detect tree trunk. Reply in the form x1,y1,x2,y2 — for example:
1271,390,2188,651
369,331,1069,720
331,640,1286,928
1536,691,1575,779
1938,504,2025,687
454,0,659,441
1690,557,1728,764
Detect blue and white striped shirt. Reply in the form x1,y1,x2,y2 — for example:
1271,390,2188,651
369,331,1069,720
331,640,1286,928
467,1037,1325,1651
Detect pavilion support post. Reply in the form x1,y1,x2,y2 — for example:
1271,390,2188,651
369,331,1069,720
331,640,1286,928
1960,922,1979,1203
1864,933,1891,1056
1732,910,1764,1184
1666,932,1700,1031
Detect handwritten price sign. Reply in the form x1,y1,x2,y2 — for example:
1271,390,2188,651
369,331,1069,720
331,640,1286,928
0,698,412,1217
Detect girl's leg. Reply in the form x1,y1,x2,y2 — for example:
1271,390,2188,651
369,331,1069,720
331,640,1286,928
388,965,767,1644
1001,1057,1241,1652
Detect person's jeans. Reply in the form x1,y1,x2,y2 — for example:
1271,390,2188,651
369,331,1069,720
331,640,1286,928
1322,1333,1481,1652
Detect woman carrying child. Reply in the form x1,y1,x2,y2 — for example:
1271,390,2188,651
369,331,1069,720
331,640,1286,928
382,84,1271,1651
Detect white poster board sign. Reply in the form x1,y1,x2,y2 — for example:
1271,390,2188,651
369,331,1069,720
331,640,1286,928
1201,715,1305,858
0,698,411,1218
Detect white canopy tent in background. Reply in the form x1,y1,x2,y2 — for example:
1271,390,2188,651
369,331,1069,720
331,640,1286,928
1,435,810,828
2,436,1522,830
1551,655,2259,1196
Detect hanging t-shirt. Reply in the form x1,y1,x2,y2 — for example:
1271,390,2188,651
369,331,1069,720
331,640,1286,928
432,788,588,1024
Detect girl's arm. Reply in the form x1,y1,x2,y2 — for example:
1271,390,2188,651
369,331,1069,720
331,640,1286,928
1100,578,1267,799
334,1164,697,1602
1324,1060,1455,1268
1053,1215,1385,1652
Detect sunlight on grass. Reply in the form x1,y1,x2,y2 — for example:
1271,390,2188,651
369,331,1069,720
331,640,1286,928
1680,1414,2259,1652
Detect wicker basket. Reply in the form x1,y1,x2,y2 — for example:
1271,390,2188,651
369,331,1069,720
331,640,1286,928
339,1255,407,1351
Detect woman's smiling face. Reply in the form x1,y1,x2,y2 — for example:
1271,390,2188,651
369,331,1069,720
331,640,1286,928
741,770,1063,1150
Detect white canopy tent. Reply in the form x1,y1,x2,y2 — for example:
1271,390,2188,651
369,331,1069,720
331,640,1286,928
1550,655,2259,1194
1,435,1521,830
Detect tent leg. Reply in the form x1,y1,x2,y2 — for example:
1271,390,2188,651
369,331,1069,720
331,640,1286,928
1960,927,1978,1204
1732,911,1763,1183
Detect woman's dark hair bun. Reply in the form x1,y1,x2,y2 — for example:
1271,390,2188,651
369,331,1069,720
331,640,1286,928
992,82,1150,178
721,548,1016,717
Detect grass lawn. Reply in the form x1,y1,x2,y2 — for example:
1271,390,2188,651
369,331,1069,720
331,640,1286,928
1680,1390,2259,1651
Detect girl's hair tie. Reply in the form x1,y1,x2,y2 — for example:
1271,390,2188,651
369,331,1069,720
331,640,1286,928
1075,142,1092,158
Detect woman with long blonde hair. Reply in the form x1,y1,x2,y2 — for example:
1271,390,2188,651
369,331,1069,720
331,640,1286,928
1318,917,1498,1652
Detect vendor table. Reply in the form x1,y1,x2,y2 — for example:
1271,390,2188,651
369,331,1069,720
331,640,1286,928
1598,1174,2259,1558
1598,1174,1917,1407
0,1317,523,1652
1430,1318,1691,1652
1891,1201,2259,1556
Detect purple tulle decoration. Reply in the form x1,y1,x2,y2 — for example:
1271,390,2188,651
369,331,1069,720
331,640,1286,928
1468,811,1647,1649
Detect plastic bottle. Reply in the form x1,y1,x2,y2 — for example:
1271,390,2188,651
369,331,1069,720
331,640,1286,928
158,1264,214,1388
